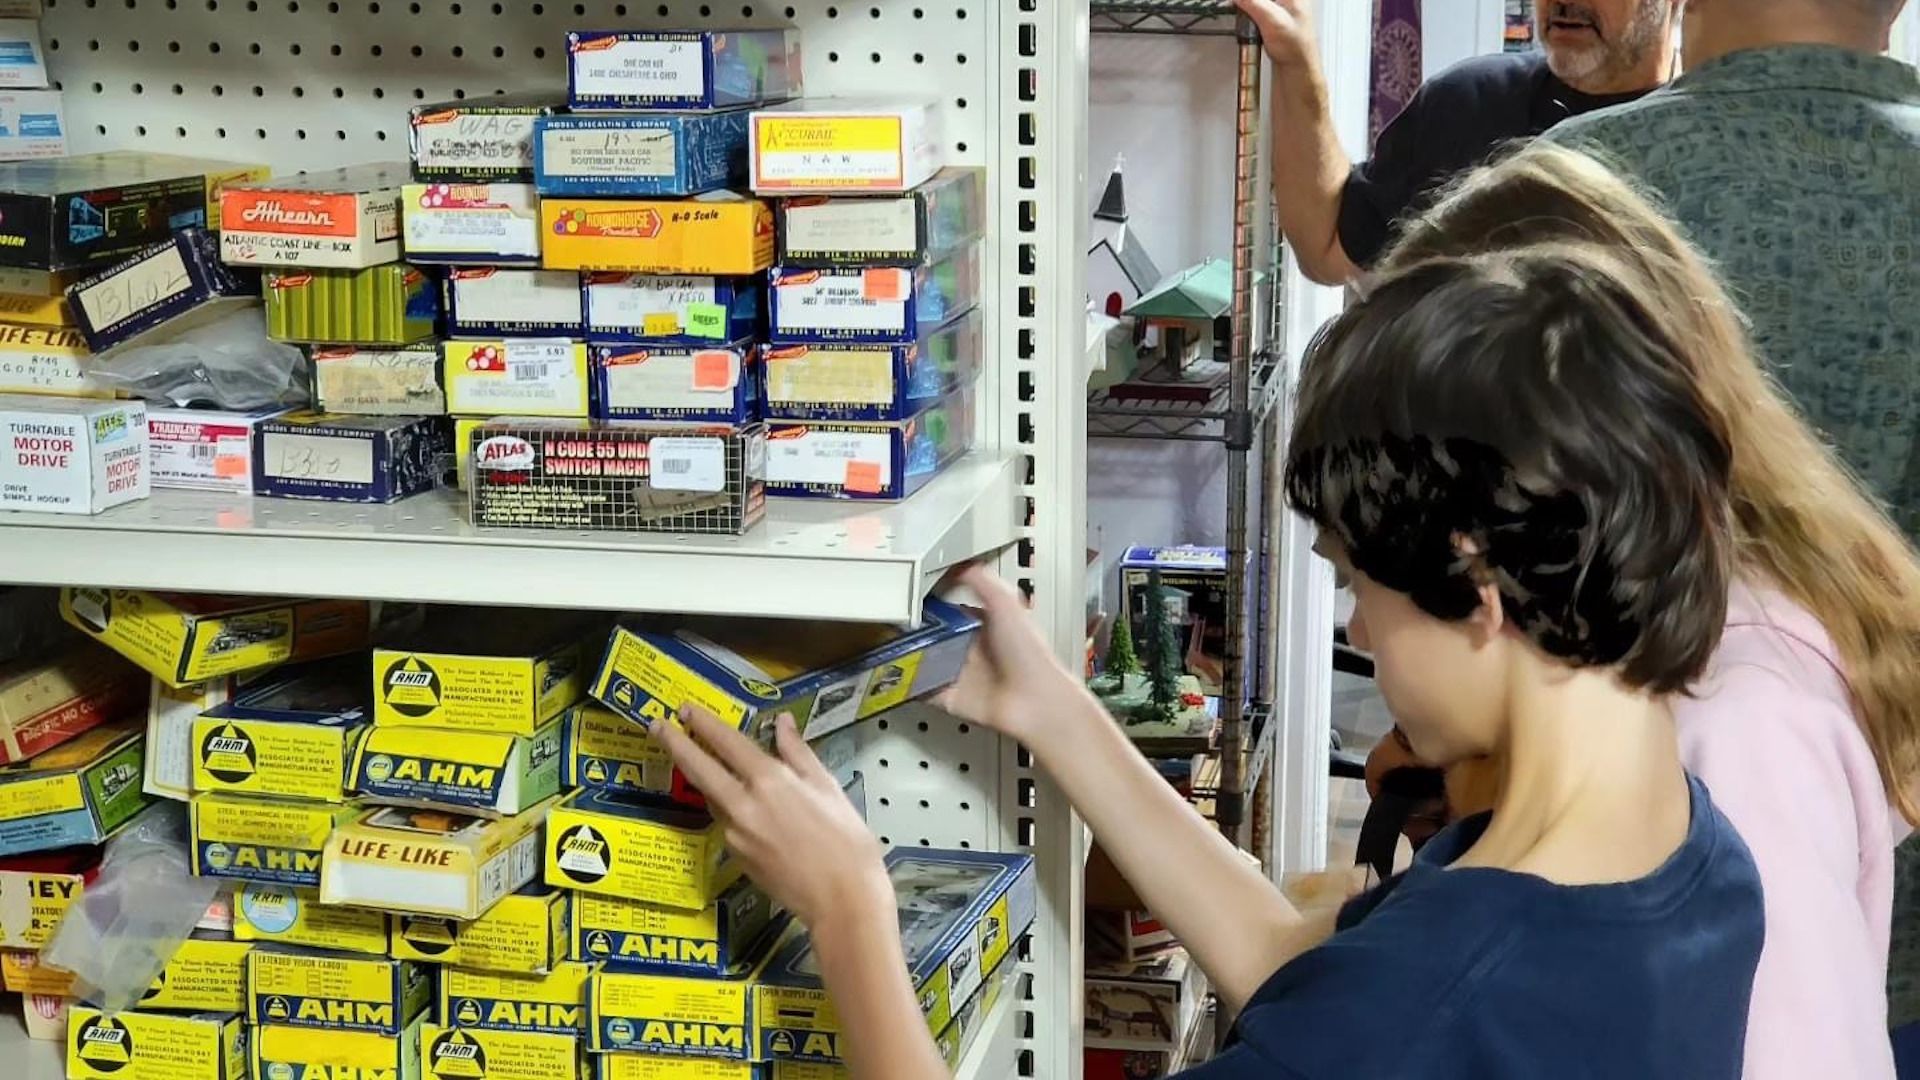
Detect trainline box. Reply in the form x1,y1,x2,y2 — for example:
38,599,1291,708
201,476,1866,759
59,588,372,688
350,716,566,818
373,613,592,734
68,1007,247,1080
0,325,97,396
0,394,147,514
146,405,287,495
140,933,254,1012
189,793,357,887
320,795,554,920
254,1015,426,1080
0,848,96,949
392,884,568,974
0,721,149,856
545,789,740,910
775,167,985,268
576,877,782,979
539,193,775,275
749,99,942,195
265,264,440,346
761,307,981,422
0,89,68,161
220,163,408,269
439,959,593,1035
442,338,591,418
247,946,433,1034
402,182,542,263
582,272,761,344
69,227,259,353
0,152,216,271
534,110,751,198
589,338,759,424
564,703,676,800
0,21,47,90
0,640,144,766
310,344,448,415
423,1025,587,1080
253,411,450,504
232,881,390,954
764,385,972,500
767,243,979,345
447,267,585,337
410,94,562,184
565,28,802,111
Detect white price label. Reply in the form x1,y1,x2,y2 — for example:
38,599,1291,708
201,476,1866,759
775,273,909,334
542,128,678,178
508,340,573,382
649,436,726,493
767,431,892,487
263,432,376,486
783,199,920,256
75,245,193,332
586,275,713,331
573,39,706,98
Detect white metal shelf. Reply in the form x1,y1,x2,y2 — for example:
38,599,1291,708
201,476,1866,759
0,453,1019,624
0,1013,61,1080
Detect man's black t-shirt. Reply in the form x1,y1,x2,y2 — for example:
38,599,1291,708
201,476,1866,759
1338,52,1654,268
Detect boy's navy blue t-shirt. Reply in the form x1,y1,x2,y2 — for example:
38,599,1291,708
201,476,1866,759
1182,775,1763,1079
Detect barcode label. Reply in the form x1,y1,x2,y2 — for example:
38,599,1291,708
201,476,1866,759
659,458,693,475
190,443,218,462
511,363,552,383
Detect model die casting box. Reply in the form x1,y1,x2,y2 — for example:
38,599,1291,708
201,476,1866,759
351,715,565,818
68,1007,248,1080
423,1025,585,1080
247,946,432,1034
68,227,260,352
767,242,979,344
566,29,802,110
254,1013,427,1080
468,419,767,535
311,345,448,415
761,307,981,422
439,959,592,1035
539,194,775,275
534,110,751,198
765,385,973,501
0,848,96,948
582,272,761,344
191,792,356,887
194,689,367,803
749,99,942,195
410,94,563,183
320,796,553,920
0,89,69,161
775,167,985,268
234,882,390,954
402,182,542,263
545,789,740,910
0,641,144,766
265,264,439,346
576,876,782,979
1119,545,1238,699
0,393,148,514
220,163,408,269
374,615,590,734
61,588,372,688
590,338,759,424
140,933,254,1012
391,885,568,974
447,267,584,337
755,849,1037,1064
254,411,450,504
442,339,591,418
146,406,288,495
589,598,978,745
0,326,99,397
589,960,766,1060
1085,947,1206,1053
0,721,149,855
564,702,676,800
0,152,217,271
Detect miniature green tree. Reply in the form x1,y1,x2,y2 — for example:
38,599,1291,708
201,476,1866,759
1104,608,1139,676
1144,570,1180,721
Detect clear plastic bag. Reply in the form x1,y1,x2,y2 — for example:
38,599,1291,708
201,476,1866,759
41,802,222,1013
84,306,309,411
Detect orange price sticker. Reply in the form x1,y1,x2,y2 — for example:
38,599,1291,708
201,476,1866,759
214,455,248,479
691,351,737,392
844,460,885,495
862,269,909,303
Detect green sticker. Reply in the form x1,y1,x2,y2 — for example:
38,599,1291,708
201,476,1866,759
686,302,729,339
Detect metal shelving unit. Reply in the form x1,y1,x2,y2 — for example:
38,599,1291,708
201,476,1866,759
1090,0,1241,37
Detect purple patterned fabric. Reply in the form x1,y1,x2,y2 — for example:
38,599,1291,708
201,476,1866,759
1370,0,1423,147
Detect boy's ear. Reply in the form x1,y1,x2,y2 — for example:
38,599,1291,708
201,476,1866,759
1452,532,1506,643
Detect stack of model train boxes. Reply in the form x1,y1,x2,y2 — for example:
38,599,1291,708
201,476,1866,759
748,99,975,502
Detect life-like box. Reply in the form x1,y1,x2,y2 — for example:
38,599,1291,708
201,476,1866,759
59,588,372,688
423,1025,586,1080
391,884,569,974
1118,545,1236,698
233,882,390,955
253,411,450,504
140,933,254,1013
588,598,978,744
0,848,96,948
764,385,972,501
0,152,216,271
0,89,68,161
402,182,542,264
321,796,554,920
68,227,260,352
447,267,585,337
0,20,46,89
749,99,942,195
254,1016,427,1080
576,876,783,979
545,789,740,910
469,418,767,534
146,406,288,495
589,338,759,424
193,671,369,803
373,612,592,734
0,393,147,514
247,945,433,1034
310,345,448,415
190,793,358,887
589,960,766,1060
539,193,775,275
1085,947,1206,1054
0,327,97,397
410,94,563,184
534,110,752,198
442,338,591,418
439,959,593,1035
0,721,149,856
767,243,979,344
775,167,985,268
0,640,144,766
564,702,677,800
265,264,439,346
755,849,1036,1063
582,272,762,344
68,1007,247,1080
220,163,408,269
350,715,566,818
565,29,802,111
0,282,74,328
761,307,981,422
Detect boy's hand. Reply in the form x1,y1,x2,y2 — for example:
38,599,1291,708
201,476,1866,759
1232,0,1317,68
935,564,1088,752
655,706,893,929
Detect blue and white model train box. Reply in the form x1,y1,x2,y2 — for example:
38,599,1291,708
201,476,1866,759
253,412,449,504
446,268,586,338
0,721,148,857
68,227,259,352
764,385,972,501
534,111,751,198
582,272,761,344
767,242,979,344
589,339,759,424
761,307,981,422
565,29,802,111
0,90,67,161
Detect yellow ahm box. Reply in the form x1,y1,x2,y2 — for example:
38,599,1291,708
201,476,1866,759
544,789,739,911
421,1025,584,1080
140,933,254,1012
190,664,372,803
390,885,567,974
233,882,390,954
438,960,594,1036
254,1014,425,1080
374,617,590,734
60,588,369,688
575,877,783,978
69,1007,247,1080
190,793,358,887
247,947,432,1035
588,961,768,1061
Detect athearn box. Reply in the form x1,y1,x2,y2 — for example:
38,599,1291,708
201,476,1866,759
589,338,759,424
760,307,982,422
442,339,591,418
254,411,450,504
0,640,145,766
69,227,260,353
60,589,372,688
69,1008,247,1080
141,933,254,1012
576,877,782,979
220,163,408,269
374,613,591,734
0,721,149,856
439,959,593,1035
310,345,447,416
402,182,542,264
423,1025,586,1080
564,703,676,800
749,99,942,195
410,94,562,184
146,406,288,495
350,715,566,818
264,264,440,346
540,194,775,275
194,665,370,802
446,267,585,337
565,29,801,111
589,961,768,1060
0,152,215,270
0,326,101,397
254,1014,426,1080
0,848,96,948
545,789,740,910
321,796,554,920
233,882,390,955
766,243,980,344
248,946,433,1034
764,385,973,501
534,110,751,197
190,793,358,886
587,598,977,743
0,393,148,514
775,167,985,268
391,884,568,974
582,272,762,344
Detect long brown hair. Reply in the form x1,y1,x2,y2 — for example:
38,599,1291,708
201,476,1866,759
1385,143,1920,825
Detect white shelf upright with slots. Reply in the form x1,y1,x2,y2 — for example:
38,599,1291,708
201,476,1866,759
0,2,1092,1076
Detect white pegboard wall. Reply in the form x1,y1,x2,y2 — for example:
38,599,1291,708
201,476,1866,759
40,1,989,171
854,701,1001,851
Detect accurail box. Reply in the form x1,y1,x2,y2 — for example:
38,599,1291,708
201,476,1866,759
749,99,942,195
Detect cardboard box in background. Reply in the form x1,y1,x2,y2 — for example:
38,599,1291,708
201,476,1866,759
146,406,289,495
60,588,372,688
309,345,447,416
0,394,148,515
0,89,65,161
0,640,145,766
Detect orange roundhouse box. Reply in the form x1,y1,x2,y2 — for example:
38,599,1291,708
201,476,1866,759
539,195,774,275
